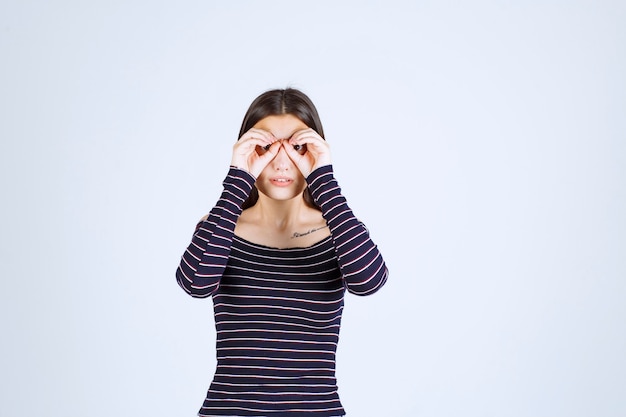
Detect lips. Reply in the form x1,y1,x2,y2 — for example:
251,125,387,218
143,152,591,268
269,177,293,187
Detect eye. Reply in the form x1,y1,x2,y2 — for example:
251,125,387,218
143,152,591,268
256,144,271,155
293,144,306,154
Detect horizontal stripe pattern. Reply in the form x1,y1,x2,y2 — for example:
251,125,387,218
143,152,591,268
176,165,388,416
307,165,389,296
176,167,256,298
203,235,345,416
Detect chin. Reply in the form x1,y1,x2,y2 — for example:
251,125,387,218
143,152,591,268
258,187,306,202
270,192,303,201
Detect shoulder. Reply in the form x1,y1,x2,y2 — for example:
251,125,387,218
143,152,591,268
233,208,258,240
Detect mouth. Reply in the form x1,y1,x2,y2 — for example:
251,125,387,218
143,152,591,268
270,177,293,187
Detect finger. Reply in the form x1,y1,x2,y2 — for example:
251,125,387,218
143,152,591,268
273,137,305,155
240,128,275,146
289,128,316,142
288,130,331,171
283,140,304,161
256,137,282,155
289,129,325,148
252,140,278,160
285,141,316,171
238,134,275,154
290,137,327,158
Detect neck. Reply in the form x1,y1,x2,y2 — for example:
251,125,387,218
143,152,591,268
252,193,309,230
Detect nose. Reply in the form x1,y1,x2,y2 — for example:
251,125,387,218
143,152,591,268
271,141,292,171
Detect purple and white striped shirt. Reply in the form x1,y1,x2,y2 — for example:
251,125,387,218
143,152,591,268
177,165,388,416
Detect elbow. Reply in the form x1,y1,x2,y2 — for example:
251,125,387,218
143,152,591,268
176,267,216,299
345,266,389,297
187,290,213,299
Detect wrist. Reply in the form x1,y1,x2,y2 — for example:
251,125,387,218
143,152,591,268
306,164,333,183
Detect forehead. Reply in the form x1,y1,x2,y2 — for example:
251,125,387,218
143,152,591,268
253,114,308,139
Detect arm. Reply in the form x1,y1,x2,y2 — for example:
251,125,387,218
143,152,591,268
307,165,389,296
175,167,255,298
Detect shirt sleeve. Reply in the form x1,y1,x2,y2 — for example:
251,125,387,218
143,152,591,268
175,167,255,298
307,165,389,296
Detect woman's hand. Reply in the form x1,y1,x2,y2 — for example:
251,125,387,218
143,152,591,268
284,129,331,178
231,128,281,177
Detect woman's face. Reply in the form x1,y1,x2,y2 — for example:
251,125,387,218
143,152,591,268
253,114,309,202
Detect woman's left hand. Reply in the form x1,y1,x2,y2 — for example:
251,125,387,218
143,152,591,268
284,129,332,178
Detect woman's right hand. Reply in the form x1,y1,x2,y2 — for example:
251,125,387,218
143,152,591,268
230,128,281,177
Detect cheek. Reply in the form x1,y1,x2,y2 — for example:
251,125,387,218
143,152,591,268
256,161,275,180
294,176,307,192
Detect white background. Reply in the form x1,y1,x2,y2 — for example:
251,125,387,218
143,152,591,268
1,1,625,416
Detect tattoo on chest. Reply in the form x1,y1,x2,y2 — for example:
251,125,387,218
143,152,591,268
291,226,327,239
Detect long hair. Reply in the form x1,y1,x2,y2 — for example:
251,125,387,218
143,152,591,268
239,88,325,210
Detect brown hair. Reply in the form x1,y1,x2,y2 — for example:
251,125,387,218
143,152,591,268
239,88,325,210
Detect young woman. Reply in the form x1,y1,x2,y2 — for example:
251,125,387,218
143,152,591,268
176,88,388,416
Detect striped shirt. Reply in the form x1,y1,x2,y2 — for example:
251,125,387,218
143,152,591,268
177,165,388,416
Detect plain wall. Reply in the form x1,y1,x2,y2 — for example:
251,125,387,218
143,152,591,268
1,1,624,416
